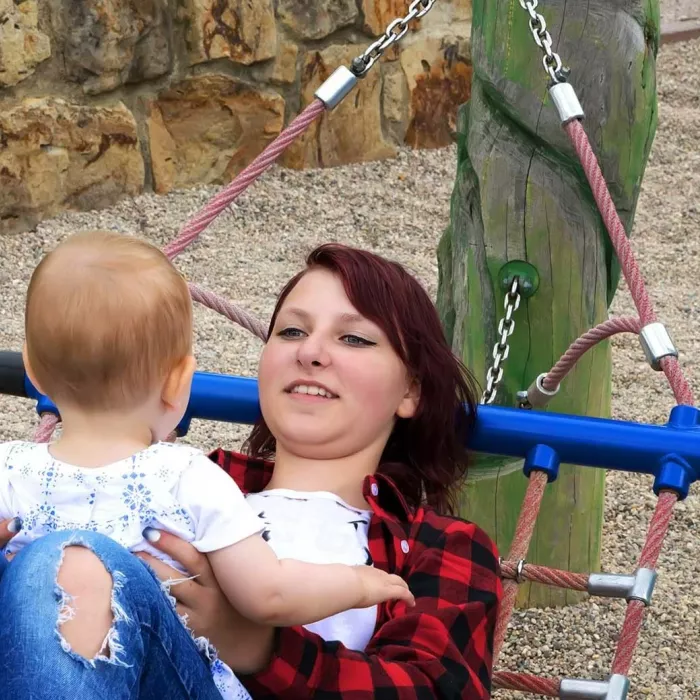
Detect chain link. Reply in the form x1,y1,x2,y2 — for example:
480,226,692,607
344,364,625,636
481,278,522,405
351,0,435,76
517,0,568,83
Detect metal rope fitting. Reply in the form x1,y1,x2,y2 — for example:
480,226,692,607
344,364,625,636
587,568,657,606
523,372,560,409
515,559,526,583
314,67,358,110
549,82,584,124
639,322,679,371
559,674,629,700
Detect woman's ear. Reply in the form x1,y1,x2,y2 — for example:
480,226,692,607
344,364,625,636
162,355,196,409
22,343,46,396
396,380,420,419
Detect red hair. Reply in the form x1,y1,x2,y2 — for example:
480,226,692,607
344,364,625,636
245,243,480,515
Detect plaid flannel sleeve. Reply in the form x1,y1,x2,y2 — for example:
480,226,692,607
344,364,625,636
242,517,502,699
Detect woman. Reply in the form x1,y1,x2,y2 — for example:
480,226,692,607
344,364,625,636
0,244,502,699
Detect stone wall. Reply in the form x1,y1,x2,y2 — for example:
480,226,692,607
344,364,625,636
0,1,472,235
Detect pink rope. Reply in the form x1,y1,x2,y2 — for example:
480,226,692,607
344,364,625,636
541,316,641,391
493,470,549,664
164,99,326,260
33,413,59,443
611,490,677,676
189,283,267,342
565,120,694,406
658,355,695,407
493,671,560,696
499,560,589,592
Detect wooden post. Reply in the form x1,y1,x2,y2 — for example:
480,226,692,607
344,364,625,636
437,0,660,607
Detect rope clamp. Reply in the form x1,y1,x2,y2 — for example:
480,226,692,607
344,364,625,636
559,674,629,700
639,322,679,371
587,568,657,606
314,67,359,110
549,82,584,125
523,372,560,409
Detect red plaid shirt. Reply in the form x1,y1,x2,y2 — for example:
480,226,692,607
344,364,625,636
210,449,502,700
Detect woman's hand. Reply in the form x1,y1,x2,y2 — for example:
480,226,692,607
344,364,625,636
0,517,22,547
0,517,22,569
136,529,276,674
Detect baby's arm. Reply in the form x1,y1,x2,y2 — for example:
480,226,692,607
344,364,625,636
176,451,413,627
208,534,413,627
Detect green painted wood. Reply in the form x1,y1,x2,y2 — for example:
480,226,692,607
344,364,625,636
438,0,660,607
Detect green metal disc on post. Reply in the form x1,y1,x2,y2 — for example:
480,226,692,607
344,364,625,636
499,261,540,299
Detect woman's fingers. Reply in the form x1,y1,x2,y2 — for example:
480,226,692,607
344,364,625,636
0,517,22,548
141,528,215,586
135,551,204,609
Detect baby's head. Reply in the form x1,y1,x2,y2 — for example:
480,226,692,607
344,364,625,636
24,231,195,439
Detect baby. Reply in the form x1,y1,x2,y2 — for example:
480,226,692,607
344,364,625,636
0,231,414,700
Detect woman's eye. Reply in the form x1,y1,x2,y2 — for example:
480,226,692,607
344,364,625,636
278,327,306,339
342,334,375,347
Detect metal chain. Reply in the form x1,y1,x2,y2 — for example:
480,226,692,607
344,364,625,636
517,0,569,83
351,0,436,76
481,278,522,405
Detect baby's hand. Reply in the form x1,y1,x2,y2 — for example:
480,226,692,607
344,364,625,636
352,566,415,608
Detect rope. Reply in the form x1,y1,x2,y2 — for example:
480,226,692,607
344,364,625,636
493,470,549,663
564,119,694,406
493,671,560,696
610,490,678,676
189,283,268,342
499,560,588,592
33,413,59,443
541,316,641,391
163,99,326,261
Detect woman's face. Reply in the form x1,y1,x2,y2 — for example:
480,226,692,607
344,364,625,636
258,268,419,461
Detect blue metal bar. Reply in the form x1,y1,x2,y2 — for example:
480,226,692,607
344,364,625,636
2,350,699,497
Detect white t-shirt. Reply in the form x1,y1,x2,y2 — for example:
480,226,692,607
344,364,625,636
0,439,262,700
245,488,378,652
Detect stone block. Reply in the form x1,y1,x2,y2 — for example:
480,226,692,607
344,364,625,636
148,75,285,194
63,0,172,95
0,0,51,87
0,99,144,234
182,0,276,66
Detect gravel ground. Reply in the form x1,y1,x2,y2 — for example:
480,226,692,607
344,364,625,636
0,37,698,700
663,0,699,22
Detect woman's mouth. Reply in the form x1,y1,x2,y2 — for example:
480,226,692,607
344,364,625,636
287,383,338,399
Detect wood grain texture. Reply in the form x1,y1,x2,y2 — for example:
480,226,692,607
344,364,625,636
438,0,660,607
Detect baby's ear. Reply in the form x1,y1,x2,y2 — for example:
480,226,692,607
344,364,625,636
162,355,196,408
22,343,46,396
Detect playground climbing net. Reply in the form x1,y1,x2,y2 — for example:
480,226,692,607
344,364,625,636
26,2,697,698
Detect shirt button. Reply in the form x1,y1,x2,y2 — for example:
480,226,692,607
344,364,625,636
370,483,379,497
400,540,409,554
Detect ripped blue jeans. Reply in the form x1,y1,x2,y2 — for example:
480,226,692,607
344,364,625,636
0,530,224,700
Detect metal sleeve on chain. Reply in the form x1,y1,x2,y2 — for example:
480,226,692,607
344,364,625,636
549,82,584,124
524,372,559,409
314,67,358,109
639,322,679,371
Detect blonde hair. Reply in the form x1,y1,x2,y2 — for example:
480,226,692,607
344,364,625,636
25,231,193,411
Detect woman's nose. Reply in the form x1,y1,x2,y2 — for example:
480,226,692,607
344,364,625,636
296,335,330,369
